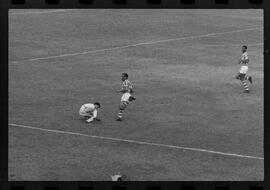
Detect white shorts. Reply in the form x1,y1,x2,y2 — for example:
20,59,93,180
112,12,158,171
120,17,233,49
121,92,131,102
79,106,92,117
239,65,248,74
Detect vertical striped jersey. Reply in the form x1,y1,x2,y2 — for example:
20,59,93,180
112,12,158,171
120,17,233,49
241,52,249,64
122,79,133,93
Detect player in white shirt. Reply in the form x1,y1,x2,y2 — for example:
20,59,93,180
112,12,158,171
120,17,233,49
79,102,101,123
116,73,136,121
235,45,253,93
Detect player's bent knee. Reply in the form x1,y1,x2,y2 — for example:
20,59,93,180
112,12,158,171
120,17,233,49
119,105,125,110
239,73,246,81
119,102,128,110
119,104,124,110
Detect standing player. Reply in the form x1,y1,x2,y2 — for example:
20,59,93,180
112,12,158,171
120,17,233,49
116,73,136,121
79,102,101,123
235,45,253,93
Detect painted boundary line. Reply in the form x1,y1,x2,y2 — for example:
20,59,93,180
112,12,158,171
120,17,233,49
10,27,262,64
9,123,264,160
199,43,263,47
10,10,72,15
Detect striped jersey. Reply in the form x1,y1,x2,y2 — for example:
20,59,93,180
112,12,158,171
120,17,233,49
241,52,249,64
122,79,133,93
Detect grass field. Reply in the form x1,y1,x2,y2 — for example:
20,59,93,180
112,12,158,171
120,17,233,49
8,9,263,181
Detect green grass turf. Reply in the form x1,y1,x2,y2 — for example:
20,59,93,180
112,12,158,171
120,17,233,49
8,9,263,181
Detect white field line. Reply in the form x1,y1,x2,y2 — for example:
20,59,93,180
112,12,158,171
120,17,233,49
199,43,263,47
9,123,264,160
10,27,261,64
10,9,72,15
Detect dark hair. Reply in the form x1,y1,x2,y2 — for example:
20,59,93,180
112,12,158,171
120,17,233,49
242,45,247,49
94,102,101,108
122,73,128,78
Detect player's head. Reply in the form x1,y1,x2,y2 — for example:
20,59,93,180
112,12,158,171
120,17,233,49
242,45,247,52
121,73,128,81
94,102,101,109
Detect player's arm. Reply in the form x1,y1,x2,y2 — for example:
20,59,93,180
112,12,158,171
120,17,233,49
238,58,242,64
86,110,97,123
84,107,92,113
238,56,244,64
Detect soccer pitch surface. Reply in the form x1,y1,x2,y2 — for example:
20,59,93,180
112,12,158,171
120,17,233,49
9,9,263,181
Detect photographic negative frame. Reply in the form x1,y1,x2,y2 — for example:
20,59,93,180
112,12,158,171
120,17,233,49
1,0,269,189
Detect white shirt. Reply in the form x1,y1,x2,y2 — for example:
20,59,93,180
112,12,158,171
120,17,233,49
82,103,97,121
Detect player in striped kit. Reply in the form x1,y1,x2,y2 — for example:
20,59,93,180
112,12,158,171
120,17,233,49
235,45,253,93
116,73,136,121
79,102,101,123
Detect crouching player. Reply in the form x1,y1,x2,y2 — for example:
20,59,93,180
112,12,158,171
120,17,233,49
116,73,136,121
235,45,253,93
79,102,101,123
